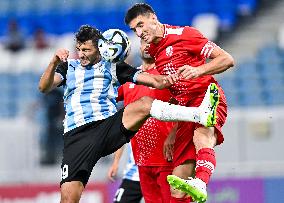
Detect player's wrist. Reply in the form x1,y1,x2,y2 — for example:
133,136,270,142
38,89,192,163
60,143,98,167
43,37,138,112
199,65,208,76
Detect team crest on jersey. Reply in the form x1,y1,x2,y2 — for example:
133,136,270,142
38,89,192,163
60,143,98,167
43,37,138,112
166,46,173,57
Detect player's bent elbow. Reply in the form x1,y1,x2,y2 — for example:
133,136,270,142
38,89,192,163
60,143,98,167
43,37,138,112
224,53,235,70
138,96,154,111
228,55,235,68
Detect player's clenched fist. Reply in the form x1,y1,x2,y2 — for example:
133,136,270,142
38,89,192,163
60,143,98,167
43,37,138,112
54,48,70,63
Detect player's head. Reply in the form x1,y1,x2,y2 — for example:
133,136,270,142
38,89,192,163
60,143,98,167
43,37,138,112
75,25,102,66
140,39,153,63
125,3,161,43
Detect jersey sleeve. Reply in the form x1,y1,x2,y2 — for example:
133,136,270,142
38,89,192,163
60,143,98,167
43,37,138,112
115,61,142,84
55,62,68,86
182,26,217,58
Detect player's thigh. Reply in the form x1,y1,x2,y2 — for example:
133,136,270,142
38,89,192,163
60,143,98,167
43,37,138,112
122,96,153,131
113,179,142,203
193,126,216,150
101,109,137,157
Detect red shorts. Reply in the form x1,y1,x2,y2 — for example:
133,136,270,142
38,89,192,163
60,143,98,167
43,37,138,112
172,87,227,167
173,122,196,167
138,166,173,203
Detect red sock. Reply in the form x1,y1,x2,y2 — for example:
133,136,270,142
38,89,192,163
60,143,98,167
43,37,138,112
195,148,216,184
170,196,192,203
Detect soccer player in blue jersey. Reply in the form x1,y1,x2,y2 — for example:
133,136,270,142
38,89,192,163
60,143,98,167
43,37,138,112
38,25,219,203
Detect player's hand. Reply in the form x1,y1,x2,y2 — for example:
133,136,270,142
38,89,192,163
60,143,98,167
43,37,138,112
53,48,69,63
153,74,179,89
163,133,176,162
162,74,179,86
177,65,204,79
107,163,119,182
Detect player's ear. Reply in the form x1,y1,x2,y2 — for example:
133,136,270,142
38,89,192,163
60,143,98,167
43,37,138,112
149,13,157,20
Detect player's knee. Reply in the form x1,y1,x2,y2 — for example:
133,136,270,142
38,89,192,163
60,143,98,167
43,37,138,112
60,186,82,203
137,96,154,114
193,127,216,150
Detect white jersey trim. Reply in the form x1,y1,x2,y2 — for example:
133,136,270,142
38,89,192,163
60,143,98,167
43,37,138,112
200,41,217,58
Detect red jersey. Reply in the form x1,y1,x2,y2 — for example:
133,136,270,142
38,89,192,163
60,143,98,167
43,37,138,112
148,24,220,105
117,68,174,166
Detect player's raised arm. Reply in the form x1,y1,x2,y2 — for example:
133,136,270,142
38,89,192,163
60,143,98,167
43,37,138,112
38,48,68,93
135,72,179,89
177,47,235,80
116,61,179,89
204,46,235,75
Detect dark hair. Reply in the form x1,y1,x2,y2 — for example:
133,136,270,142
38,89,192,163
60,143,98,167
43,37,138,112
75,25,102,48
125,3,155,25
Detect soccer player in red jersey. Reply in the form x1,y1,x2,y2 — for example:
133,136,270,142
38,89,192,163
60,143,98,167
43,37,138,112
125,4,235,202
116,39,194,203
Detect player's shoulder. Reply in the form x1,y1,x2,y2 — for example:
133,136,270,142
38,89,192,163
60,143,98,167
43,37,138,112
122,82,133,88
183,26,203,37
182,26,201,35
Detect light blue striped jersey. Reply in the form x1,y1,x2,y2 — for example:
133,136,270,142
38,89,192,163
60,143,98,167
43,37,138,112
123,143,139,181
55,59,139,133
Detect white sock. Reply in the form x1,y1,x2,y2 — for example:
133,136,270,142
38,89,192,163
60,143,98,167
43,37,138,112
150,99,200,123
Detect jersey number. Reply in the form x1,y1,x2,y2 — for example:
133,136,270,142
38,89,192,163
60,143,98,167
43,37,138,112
61,164,69,180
